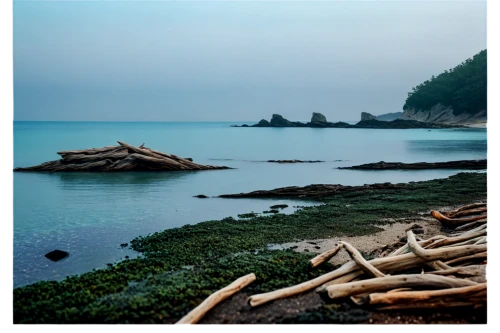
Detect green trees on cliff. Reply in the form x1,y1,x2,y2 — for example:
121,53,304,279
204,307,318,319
403,50,486,115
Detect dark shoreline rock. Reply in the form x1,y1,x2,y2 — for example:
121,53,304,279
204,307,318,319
339,160,487,170
267,160,324,164
45,250,69,262
194,194,209,198
219,182,407,199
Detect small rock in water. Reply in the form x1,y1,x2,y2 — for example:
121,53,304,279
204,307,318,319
194,194,209,198
184,157,193,161
120,243,128,248
270,204,289,209
45,250,69,262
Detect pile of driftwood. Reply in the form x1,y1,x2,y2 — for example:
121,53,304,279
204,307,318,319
176,202,486,324
14,141,229,172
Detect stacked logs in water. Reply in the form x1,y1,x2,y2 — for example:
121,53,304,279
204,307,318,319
13,141,230,172
175,203,486,324
246,202,486,311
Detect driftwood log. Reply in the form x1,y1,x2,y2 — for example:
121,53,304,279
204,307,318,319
309,244,343,268
431,210,487,227
14,141,230,172
176,273,256,324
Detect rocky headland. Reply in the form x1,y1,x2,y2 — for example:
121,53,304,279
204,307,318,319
401,50,486,126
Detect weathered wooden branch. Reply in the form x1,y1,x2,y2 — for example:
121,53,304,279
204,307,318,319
431,210,487,226
316,271,364,293
309,244,343,268
425,230,487,249
57,146,119,156
368,283,486,306
426,265,483,276
340,241,385,278
448,207,487,218
444,203,487,217
377,297,486,311
445,252,487,266
324,274,476,300
176,273,256,324
455,219,487,231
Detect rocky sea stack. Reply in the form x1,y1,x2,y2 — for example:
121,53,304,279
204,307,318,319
361,112,377,121
14,141,230,172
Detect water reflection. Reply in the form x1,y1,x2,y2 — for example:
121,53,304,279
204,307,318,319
405,140,487,155
53,170,192,186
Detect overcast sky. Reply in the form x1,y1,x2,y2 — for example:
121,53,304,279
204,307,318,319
14,0,486,122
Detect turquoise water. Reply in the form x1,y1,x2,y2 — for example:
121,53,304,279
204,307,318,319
13,121,487,287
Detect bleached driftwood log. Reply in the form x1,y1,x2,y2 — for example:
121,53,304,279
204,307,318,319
447,207,487,218
324,274,476,300
368,283,486,306
14,141,230,172
176,273,256,324
309,244,343,268
340,241,385,278
443,203,486,217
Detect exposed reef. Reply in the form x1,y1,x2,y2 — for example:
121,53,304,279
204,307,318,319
339,160,487,170
14,141,230,172
232,113,461,129
267,160,324,164
219,182,408,199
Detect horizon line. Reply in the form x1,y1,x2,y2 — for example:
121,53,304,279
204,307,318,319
13,119,357,123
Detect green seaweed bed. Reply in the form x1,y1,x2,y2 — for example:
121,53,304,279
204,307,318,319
14,172,486,323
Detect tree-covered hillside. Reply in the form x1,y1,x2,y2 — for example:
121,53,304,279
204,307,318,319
403,50,486,115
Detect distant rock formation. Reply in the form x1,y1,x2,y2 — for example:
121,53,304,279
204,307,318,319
270,114,297,127
339,160,487,170
256,119,271,127
361,112,377,121
233,114,461,129
376,112,403,121
311,112,327,124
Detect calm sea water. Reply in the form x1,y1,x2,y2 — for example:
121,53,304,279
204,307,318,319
13,121,487,287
